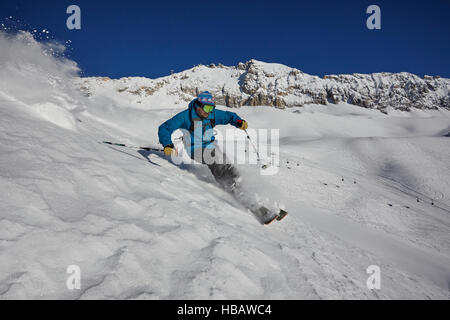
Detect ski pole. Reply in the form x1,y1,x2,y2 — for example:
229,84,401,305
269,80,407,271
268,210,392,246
244,129,261,162
102,141,164,152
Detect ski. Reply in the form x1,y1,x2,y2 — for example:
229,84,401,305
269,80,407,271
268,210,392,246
102,141,164,152
258,207,288,225
276,209,288,221
263,214,279,225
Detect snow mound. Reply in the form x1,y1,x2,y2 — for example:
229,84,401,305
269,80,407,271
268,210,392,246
0,31,82,130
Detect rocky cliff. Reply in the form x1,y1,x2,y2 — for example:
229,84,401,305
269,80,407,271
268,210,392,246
80,59,449,113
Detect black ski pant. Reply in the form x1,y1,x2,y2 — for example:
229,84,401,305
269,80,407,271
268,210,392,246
190,145,239,192
189,146,273,223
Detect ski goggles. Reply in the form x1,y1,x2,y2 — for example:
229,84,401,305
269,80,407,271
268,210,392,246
202,104,215,113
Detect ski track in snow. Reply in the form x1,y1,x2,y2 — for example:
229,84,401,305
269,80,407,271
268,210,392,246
1,31,450,299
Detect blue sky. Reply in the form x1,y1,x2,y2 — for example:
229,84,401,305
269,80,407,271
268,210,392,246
1,0,449,78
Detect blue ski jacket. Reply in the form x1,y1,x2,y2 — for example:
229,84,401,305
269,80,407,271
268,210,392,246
158,99,242,154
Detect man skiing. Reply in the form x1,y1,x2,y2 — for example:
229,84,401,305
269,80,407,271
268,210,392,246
158,91,286,224
158,91,247,164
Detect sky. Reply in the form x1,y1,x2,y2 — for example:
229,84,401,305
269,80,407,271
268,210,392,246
1,0,449,79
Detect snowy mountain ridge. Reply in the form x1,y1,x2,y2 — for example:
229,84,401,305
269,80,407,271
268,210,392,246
80,59,450,112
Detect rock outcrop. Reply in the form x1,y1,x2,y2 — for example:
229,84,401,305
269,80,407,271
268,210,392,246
79,59,449,112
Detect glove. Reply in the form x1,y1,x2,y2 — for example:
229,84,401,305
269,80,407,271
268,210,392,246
163,144,176,156
236,119,248,130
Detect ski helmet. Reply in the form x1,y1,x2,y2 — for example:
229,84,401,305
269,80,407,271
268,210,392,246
197,91,215,106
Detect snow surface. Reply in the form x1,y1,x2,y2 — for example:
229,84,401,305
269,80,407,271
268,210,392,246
1,31,450,299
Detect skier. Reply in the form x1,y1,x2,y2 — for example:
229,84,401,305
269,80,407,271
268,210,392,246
158,91,285,224
158,91,246,189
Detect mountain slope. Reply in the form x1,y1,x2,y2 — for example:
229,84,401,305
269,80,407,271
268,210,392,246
2,95,450,299
1,31,450,299
80,59,450,112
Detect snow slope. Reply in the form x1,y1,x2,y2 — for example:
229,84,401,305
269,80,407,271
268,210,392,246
1,31,450,299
